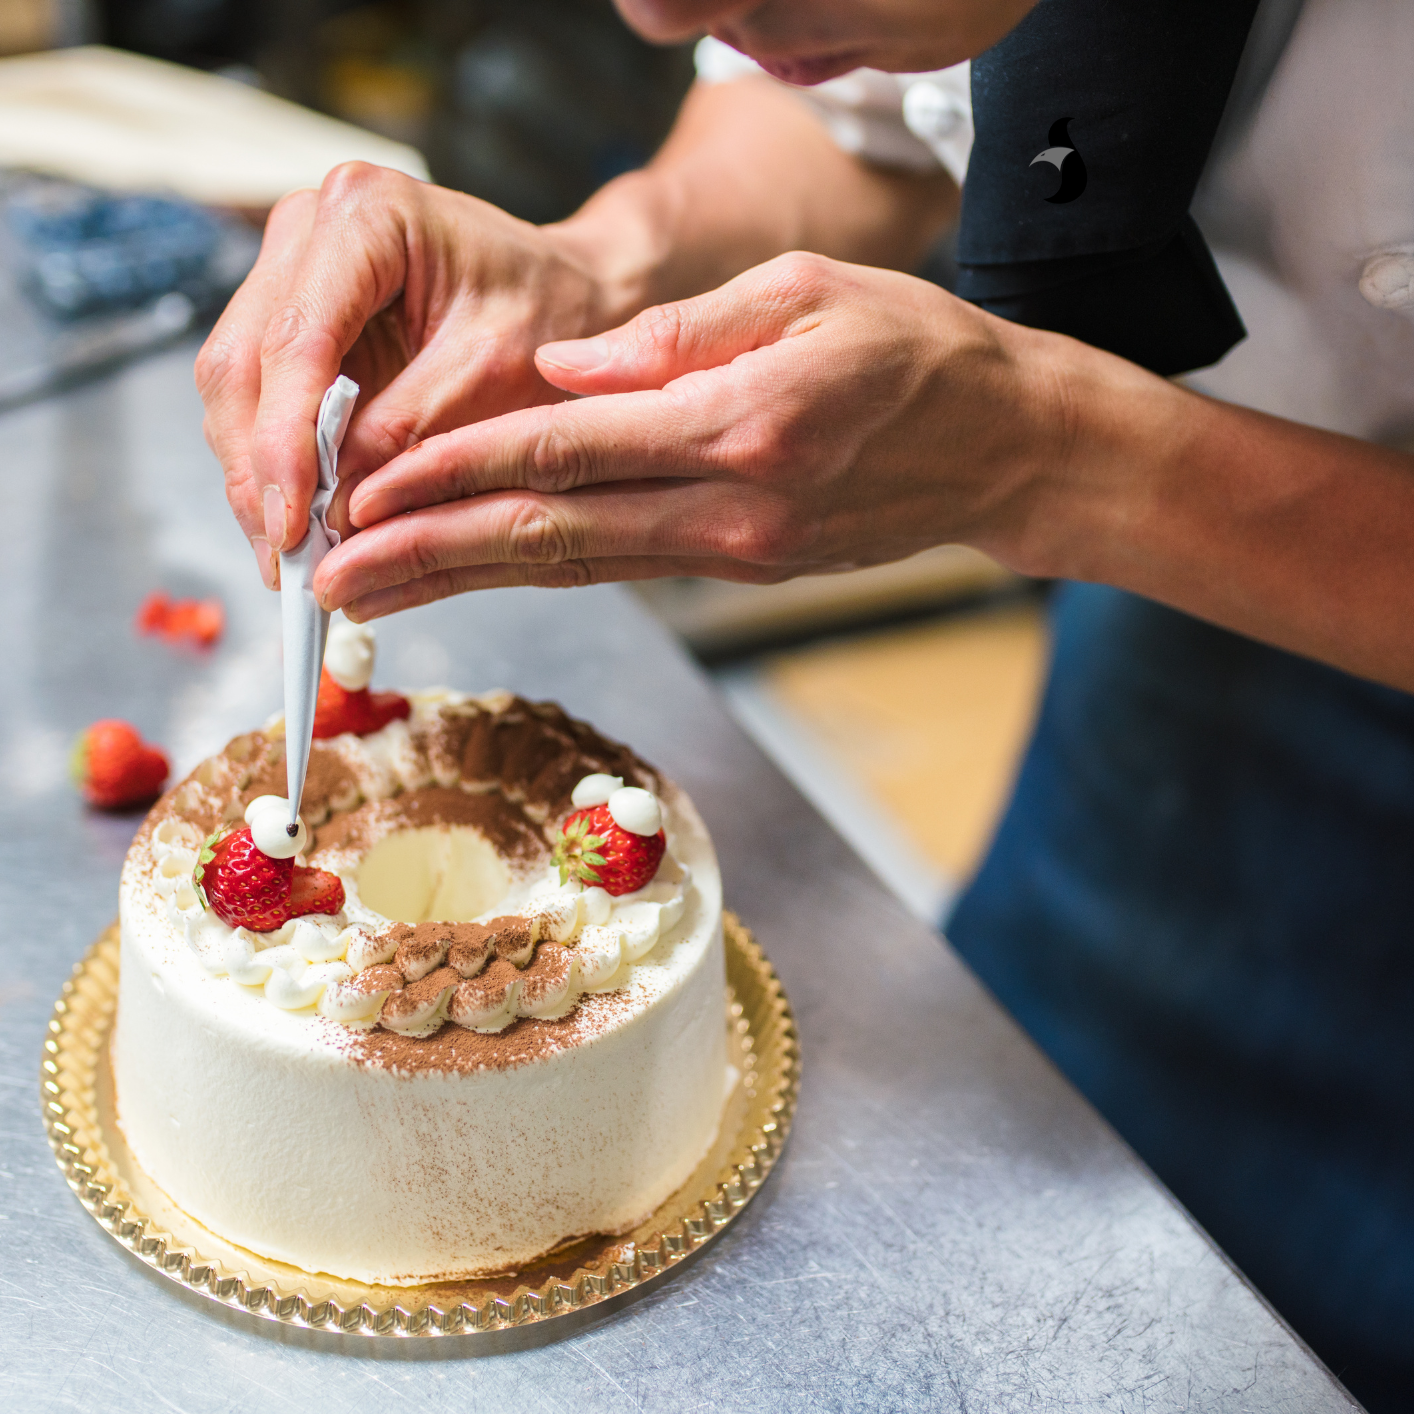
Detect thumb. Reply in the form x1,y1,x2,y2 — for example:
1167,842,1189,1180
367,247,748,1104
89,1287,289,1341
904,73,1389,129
249,165,414,550
535,252,831,395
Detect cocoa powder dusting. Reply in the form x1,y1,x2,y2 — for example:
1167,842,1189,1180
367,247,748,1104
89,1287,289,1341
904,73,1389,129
427,695,657,817
447,923,497,976
486,915,535,966
517,942,573,1010
238,744,358,824
404,965,459,1007
151,693,654,848
457,711,503,784
447,960,520,1028
380,965,460,1027
339,989,636,1075
351,965,403,996
312,787,544,864
385,919,515,980
497,717,575,796
389,924,453,980
232,739,285,806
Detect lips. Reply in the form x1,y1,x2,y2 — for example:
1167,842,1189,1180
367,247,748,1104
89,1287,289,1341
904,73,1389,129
751,49,869,86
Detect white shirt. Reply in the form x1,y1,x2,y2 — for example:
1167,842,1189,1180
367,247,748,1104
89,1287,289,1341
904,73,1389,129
1189,0,1414,445
697,2,1414,448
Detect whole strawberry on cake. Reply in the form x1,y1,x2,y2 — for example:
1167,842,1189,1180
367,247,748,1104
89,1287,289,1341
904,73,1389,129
113,621,728,1284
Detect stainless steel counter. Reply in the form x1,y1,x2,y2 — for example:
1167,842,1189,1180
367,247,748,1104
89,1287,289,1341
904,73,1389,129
0,344,1359,1412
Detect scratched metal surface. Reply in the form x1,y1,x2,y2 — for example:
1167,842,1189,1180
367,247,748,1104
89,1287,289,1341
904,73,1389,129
0,344,1361,1413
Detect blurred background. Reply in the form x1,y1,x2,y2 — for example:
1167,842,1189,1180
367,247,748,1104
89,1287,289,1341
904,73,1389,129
0,0,1047,925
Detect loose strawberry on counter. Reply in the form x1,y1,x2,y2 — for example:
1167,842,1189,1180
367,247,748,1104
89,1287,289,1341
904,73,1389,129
136,590,225,649
554,780,667,896
71,720,170,810
312,620,410,739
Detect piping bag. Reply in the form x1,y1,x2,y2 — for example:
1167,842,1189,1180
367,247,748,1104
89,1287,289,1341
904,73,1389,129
280,375,358,835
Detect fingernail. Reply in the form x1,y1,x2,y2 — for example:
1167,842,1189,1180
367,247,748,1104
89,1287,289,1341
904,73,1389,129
263,485,287,550
538,336,609,374
337,570,376,604
252,536,278,590
347,487,375,527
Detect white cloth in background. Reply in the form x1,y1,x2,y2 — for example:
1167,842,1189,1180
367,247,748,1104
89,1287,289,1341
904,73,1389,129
0,46,428,208
692,35,973,187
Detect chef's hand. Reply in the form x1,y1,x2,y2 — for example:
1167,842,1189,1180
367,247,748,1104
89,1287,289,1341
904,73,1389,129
194,163,611,588
313,251,1145,618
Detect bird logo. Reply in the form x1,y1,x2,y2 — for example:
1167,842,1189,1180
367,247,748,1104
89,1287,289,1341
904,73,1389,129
1030,117,1087,204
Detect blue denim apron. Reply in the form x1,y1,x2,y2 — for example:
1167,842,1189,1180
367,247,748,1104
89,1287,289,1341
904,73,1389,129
948,583,1414,1402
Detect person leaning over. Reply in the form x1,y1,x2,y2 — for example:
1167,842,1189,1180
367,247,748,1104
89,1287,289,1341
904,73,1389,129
195,0,1414,1403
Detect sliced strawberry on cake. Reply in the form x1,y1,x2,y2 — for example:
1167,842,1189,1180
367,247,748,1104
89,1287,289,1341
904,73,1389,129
194,804,345,932
193,825,295,931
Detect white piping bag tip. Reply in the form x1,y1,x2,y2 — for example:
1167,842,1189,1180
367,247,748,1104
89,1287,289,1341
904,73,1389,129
281,376,359,824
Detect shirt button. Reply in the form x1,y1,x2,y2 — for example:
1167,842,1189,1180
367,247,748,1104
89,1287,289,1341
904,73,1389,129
1358,250,1414,312
902,80,966,143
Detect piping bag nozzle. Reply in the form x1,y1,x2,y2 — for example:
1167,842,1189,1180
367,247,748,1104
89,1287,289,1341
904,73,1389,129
280,375,359,831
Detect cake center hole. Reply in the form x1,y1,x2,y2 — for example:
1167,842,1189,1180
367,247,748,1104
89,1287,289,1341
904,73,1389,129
356,826,512,923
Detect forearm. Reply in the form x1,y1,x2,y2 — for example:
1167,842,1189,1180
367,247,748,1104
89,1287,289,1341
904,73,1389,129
1013,337,1414,691
546,78,958,326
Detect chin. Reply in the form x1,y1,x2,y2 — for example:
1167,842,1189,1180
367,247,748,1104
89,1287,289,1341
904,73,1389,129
715,24,963,85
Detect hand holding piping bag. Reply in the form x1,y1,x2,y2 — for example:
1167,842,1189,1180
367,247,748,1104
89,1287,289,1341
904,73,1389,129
280,376,358,835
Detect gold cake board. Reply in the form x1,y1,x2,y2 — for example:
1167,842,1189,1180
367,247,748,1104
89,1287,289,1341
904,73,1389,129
41,912,799,1350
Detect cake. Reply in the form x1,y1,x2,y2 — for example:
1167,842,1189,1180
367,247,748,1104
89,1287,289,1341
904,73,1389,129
112,627,729,1284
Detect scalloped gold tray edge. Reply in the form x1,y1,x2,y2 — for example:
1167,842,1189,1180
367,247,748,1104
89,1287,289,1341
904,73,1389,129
41,911,799,1346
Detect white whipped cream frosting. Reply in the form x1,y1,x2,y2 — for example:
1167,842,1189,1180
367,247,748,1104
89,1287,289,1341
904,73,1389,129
115,717,729,1284
323,618,376,690
244,793,308,858
150,694,688,1034
571,773,622,807
567,775,662,834
606,785,662,836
